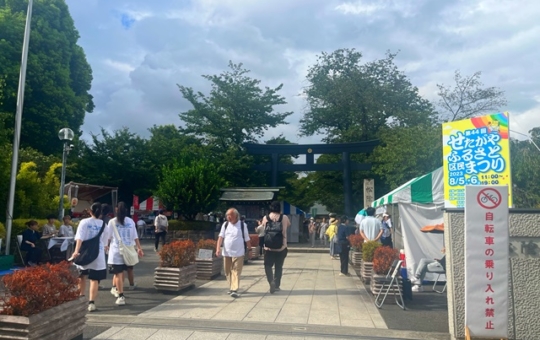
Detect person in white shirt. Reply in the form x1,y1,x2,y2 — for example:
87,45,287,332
71,203,110,312
136,218,146,239
359,207,383,242
215,208,251,298
58,215,75,237
107,202,144,306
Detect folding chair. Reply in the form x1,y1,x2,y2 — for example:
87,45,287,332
16,235,26,266
430,256,447,294
375,260,405,310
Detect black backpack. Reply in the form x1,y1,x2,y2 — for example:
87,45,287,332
264,214,284,249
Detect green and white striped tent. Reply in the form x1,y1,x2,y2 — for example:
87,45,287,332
371,167,444,208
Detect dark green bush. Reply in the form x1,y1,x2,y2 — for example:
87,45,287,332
168,220,215,231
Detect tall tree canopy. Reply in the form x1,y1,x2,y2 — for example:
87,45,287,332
178,62,292,149
300,49,436,143
436,70,507,122
0,0,93,155
511,127,540,208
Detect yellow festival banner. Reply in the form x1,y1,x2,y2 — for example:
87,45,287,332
442,112,512,208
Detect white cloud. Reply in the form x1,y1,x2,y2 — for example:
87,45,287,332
63,0,540,146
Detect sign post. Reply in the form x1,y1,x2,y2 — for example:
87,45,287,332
465,185,508,338
363,179,375,207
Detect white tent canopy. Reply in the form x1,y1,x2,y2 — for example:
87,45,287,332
371,167,445,282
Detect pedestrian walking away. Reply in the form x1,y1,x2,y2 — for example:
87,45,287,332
154,210,168,251
107,202,144,305
69,203,109,312
262,201,290,294
255,219,265,256
216,208,251,298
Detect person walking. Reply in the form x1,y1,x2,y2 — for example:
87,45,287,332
215,208,251,298
261,201,290,294
154,210,168,251
319,217,328,246
70,203,109,312
255,218,265,256
107,202,144,305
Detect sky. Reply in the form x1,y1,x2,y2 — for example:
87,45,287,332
64,0,540,143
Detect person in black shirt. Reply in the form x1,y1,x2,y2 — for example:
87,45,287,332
337,216,355,276
20,220,42,266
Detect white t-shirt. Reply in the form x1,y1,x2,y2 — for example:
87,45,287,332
74,217,109,270
219,221,250,257
359,216,383,242
59,224,74,237
107,217,138,265
136,220,146,229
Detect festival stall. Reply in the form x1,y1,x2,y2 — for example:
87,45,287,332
371,167,445,281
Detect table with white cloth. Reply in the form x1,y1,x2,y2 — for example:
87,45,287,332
48,237,75,259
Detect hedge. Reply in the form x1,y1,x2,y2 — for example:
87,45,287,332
168,220,215,231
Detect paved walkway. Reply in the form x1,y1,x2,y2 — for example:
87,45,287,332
88,252,448,340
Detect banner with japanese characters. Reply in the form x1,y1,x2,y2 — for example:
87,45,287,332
465,185,508,338
442,112,512,208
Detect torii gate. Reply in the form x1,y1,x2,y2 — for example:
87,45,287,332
244,141,379,217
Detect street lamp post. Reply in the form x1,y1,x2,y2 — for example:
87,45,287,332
58,128,74,220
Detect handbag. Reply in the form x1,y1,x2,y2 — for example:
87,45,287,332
74,220,106,266
111,219,139,266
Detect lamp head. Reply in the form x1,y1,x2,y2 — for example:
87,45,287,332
58,128,74,142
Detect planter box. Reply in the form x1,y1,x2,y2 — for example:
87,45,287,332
361,261,373,283
196,257,222,280
154,264,197,291
250,246,261,260
370,274,403,303
0,296,87,340
350,251,362,270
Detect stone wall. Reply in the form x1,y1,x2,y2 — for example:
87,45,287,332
445,209,540,340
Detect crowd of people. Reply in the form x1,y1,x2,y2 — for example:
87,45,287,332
18,200,444,312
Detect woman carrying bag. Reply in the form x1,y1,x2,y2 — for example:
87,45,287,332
107,202,144,306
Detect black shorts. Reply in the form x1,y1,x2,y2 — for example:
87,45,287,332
110,264,134,274
79,269,107,281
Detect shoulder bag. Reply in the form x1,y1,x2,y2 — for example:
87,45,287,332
111,219,139,266
74,220,106,266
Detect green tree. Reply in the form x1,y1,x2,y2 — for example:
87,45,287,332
14,161,62,218
436,70,507,122
0,0,94,155
511,127,540,208
300,49,436,143
146,124,203,168
178,62,292,149
372,124,443,188
156,159,225,220
72,128,152,204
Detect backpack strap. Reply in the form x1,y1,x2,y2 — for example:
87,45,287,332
278,214,283,222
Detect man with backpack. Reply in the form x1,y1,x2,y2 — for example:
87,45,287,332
215,208,251,298
154,210,168,252
261,201,290,294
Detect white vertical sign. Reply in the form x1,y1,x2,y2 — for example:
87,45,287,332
364,179,375,207
465,186,508,338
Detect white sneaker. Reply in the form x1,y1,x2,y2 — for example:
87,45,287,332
411,277,421,285
110,287,119,297
412,285,424,292
115,296,126,305
88,303,97,312
128,283,137,291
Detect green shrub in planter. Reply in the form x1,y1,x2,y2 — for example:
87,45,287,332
362,241,381,262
